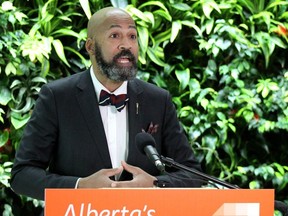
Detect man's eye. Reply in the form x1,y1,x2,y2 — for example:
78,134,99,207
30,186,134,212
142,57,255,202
110,34,119,38
131,35,137,40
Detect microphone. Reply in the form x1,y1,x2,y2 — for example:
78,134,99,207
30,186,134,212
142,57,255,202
136,132,239,189
135,132,165,173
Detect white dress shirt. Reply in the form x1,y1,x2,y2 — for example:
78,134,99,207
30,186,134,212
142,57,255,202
90,67,129,171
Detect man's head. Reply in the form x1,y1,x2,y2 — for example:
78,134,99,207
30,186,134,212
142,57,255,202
86,7,138,82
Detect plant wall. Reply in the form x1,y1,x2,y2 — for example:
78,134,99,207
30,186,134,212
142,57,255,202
0,0,287,215
124,0,288,201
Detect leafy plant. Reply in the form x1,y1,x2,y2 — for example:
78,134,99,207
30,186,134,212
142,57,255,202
1,0,288,215
0,0,91,213
125,0,288,203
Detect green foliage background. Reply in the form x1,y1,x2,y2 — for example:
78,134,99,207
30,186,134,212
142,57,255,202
1,0,288,215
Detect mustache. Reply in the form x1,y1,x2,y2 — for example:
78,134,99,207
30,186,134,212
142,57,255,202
113,49,136,62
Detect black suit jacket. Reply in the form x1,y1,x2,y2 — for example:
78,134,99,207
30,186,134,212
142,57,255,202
11,69,202,200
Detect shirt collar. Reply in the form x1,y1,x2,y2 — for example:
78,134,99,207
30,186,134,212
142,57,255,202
89,66,128,101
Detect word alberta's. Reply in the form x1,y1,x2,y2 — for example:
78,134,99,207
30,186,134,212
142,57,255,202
64,203,156,216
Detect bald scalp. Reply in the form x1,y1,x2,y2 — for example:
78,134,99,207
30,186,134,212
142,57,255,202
87,7,134,38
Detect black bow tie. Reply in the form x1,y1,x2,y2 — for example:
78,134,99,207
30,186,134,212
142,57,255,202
98,89,129,112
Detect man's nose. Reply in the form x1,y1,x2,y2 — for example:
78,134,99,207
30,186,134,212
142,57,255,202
118,38,132,50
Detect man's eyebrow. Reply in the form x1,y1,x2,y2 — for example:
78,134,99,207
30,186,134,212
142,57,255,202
109,24,137,30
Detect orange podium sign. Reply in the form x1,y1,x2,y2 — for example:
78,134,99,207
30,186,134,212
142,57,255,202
45,188,274,216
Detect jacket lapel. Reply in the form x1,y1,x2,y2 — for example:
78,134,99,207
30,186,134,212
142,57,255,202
73,73,145,173
126,79,144,163
75,69,112,168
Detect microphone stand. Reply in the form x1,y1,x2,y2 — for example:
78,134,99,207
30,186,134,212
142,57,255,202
160,156,288,214
160,156,239,189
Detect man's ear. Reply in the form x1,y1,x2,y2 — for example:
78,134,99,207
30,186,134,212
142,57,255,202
85,38,95,55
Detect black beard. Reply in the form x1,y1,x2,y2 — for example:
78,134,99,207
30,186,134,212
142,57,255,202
94,43,137,82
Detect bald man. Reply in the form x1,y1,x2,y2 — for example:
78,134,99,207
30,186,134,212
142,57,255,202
10,7,203,201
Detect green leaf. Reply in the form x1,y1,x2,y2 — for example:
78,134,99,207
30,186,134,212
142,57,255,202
3,162,13,168
267,1,288,10
205,18,214,35
31,77,47,83
203,135,218,162
1,1,15,11
273,163,285,175
147,47,165,67
171,20,182,43
262,86,269,98
0,87,12,105
52,39,70,67
196,88,216,105
217,112,226,121
51,29,80,38
5,62,17,76
270,36,287,49
111,0,128,9
243,110,255,122
189,79,201,99
153,9,172,22
202,1,221,18
41,0,57,16
249,180,261,189
175,68,190,91
154,29,171,44
79,0,91,19
64,46,91,68
0,108,4,123
12,11,26,28
254,32,275,68
208,59,217,71
228,123,236,133
0,130,9,147
41,58,50,77
11,112,31,129
126,6,151,23
171,3,191,11
181,20,202,36
143,11,155,27
200,98,209,110
139,1,169,14
10,80,22,89
137,26,149,53
152,74,167,88
11,97,34,114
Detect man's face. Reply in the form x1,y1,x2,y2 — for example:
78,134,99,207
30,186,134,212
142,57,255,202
93,11,139,82
94,41,137,81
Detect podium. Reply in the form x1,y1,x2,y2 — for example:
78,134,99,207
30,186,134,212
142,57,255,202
45,188,274,216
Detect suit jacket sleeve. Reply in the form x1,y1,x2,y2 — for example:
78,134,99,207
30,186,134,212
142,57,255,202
10,84,79,200
154,90,203,187
156,91,203,187
10,70,110,200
